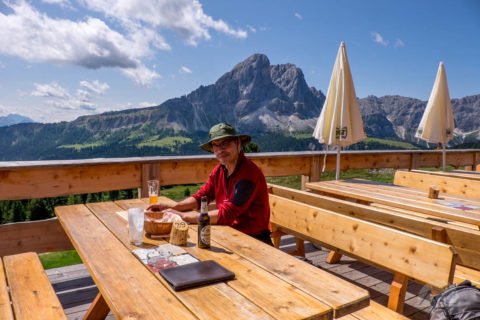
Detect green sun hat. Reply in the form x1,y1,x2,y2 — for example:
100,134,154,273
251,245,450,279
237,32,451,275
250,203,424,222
200,123,251,152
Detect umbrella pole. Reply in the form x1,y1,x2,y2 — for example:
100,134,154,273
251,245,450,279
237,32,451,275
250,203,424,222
442,144,446,171
336,146,341,180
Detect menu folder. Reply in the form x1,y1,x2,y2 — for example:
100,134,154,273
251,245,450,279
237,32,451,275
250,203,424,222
159,260,235,291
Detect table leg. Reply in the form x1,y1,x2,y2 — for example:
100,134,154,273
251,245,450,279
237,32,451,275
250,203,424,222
83,293,110,320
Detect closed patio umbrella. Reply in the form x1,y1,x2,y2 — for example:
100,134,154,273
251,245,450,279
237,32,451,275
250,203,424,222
415,62,454,170
313,42,366,179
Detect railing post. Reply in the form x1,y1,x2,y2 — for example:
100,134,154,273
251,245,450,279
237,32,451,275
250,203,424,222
409,152,418,170
302,155,321,190
140,163,161,198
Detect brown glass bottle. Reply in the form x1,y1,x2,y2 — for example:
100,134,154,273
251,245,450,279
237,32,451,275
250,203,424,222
198,196,211,249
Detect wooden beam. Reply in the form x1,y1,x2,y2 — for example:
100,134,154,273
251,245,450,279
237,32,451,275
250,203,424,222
1,150,479,201
83,293,110,320
387,273,408,313
0,258,14,320
0,219,73,256
326,250,342,264
0,163,141,200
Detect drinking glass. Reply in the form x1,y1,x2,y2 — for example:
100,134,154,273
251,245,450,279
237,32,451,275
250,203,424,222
147,180,159,204
128,207,144,245
146,250,176,272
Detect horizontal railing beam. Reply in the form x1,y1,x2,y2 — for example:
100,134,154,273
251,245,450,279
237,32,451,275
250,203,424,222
1,150,479,201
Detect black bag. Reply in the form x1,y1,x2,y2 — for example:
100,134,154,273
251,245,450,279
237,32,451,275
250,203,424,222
430,280,480,320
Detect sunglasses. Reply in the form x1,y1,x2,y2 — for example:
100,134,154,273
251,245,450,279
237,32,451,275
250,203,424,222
211,138,234,150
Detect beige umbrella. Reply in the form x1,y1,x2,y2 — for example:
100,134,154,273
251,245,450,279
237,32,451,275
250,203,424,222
415,62,454,170
313,42,366,180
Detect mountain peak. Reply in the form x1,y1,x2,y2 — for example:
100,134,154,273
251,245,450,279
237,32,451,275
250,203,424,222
0,114,34,127
236,53,270,69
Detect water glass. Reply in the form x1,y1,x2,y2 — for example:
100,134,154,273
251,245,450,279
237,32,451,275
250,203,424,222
147,180,159,204
128,207,144,245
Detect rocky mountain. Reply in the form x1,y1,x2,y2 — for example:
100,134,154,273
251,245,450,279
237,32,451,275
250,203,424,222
0,53,479,160
358,94,480,144
0,114,33,127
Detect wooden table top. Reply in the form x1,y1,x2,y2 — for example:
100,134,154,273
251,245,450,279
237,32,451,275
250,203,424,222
305,179,480,227
55,197,370,320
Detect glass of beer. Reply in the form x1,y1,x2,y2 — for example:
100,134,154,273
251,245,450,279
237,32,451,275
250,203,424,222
147,180,159,204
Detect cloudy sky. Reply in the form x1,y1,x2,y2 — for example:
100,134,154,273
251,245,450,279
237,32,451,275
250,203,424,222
0,0,479,123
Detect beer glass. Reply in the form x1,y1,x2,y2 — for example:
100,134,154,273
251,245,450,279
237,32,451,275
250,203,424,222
147,180,159,204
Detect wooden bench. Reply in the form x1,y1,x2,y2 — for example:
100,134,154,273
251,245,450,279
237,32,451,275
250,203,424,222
394,169,480,200
270,183,480,295
270,183,480,271
1,252,67,320
339,301,408,320
269,192,456,314
454,265,480,288
411,169,480,181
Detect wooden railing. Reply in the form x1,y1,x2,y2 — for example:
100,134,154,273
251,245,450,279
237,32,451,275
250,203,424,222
0,149,479,256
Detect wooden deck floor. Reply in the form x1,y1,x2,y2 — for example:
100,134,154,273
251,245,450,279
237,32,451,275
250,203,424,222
47,236,432,319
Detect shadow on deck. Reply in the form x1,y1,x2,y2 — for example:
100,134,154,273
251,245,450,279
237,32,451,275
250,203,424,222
48,236,431,319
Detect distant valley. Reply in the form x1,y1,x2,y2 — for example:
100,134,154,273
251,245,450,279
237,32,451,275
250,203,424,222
1,54,479,161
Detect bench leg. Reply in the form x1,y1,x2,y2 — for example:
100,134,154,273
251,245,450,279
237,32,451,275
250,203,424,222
388,273,408,313
293,238,305,257
271,230,284,249
326,250,342,264
84,293,110,320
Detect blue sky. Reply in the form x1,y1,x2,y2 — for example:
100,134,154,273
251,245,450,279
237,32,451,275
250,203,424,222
0,0,479,123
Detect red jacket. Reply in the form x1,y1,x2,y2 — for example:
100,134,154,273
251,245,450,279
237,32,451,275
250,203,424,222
192,152,270,235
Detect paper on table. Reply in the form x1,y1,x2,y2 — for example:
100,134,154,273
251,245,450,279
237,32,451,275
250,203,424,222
132,244,197,266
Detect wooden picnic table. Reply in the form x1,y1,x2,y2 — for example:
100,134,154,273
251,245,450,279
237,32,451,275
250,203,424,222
55,197,370,320
305,179,480,228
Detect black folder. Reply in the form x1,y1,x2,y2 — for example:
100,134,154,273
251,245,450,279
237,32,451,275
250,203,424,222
159,260,235,291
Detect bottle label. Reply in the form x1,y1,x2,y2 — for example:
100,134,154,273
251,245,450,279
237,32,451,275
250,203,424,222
200,225,211,245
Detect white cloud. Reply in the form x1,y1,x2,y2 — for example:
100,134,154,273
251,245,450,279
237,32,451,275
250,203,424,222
41,0,72,7
179,66,192,74
79,80,110,94
247,25,256,33
41,0,71,5
394,39,405,48
0,1,245,86
29,80,115,114
121,65,160,87
294,13,303,20
31,82,70,98
371,32,388,46
79,0,247,46
0,1,149,81
0,104,7,116
76,89,92,102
